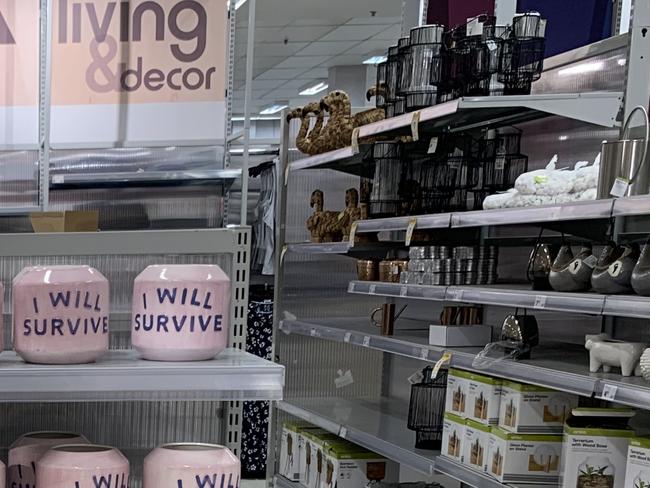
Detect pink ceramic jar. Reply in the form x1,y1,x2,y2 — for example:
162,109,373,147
37,444,129,488
8,431,88,488
144,443,240,488
12,265,110,364
132,265,231,361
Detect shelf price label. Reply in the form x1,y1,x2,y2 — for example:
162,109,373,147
400,286,408,297
343,332,352,343
362,336,371,347
450,289,464,301
405,217,417,246
284,164,291,186
280,245,288,266
432,352,452,379
351,128,361,154
348,282,356,293
338,426,348,439
601,384,618,401
610,176,629,198
310,328,317,337
369,284,377,294
349,222,358,246
534,295,547,309
420,348,429,360
411,111,421,142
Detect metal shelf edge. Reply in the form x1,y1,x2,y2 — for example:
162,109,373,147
434,456,507,488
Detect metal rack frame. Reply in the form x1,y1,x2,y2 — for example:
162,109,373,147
271,4,650,487
0,227,280,459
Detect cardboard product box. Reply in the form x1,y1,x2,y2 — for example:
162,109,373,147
445,368,469,418
487,426,563,483
462,419,491,473
561,408,635,488
300,429,340,488
30,211,99,232
624,437,650,488
321,439,398,488
280,420,313,481
499,380,578,433
428,325,492,347
441,412,466,462
465,370,502,425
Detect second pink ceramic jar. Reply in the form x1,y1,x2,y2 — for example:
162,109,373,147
8,431,88,488
144,443,240,488
132,265,231,361
37,444,129,488
13,265,110,364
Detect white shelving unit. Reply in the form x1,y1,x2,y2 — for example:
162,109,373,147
0,349,284,402
272,21,650,488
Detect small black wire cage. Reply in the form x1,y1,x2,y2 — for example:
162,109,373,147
397,24,445,112
414,135,478,213
375,60,388,109
498,37,546,95
407,366,448,450
368,142,405,218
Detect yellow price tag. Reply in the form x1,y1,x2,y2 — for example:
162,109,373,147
432,351,452,379
349,222,358,246
351,128,360,154
405,217,417,246
411,111,421,142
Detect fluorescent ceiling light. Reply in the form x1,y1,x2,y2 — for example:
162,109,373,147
260,104,288,115
558,61,604,76
363,55,387,65
232,115,281,121
558,135,568,141
300,82,329,96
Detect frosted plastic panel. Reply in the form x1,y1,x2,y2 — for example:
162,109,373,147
0,151,38,208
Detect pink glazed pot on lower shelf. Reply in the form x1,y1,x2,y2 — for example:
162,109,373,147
9,431,88,488
144,443,240,488
36,444,129,488
13,265,110,364
132,265,231,361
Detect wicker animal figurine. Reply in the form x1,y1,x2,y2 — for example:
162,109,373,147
316,90,355,153
306,190,342,243
286,102,325,155
326,188,362,242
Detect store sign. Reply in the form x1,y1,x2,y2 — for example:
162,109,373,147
0,0,229,146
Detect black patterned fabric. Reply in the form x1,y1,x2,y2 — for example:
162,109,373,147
241,293,274,478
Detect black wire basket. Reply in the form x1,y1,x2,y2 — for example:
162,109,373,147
397,24,445,111
498,37,546,95
368,142,405,218
375,60,388,109
408,366,448,450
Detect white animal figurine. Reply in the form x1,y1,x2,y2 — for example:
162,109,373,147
585,334,646,377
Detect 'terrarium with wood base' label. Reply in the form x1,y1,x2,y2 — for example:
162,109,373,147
12,266,109,364
131,265,231,361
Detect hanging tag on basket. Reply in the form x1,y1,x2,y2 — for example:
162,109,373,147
351,128,361,154
405,217,418,246
427,137,438,154
349,222,358,246
610,176,629,197
486,40,497,51
411,111,421,142
432,351,452,379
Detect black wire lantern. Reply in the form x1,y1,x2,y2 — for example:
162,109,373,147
407,366,448,450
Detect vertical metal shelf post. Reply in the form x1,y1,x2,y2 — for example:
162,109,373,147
38,0,53,210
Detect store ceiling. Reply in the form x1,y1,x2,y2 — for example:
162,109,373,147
232,0,402,115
